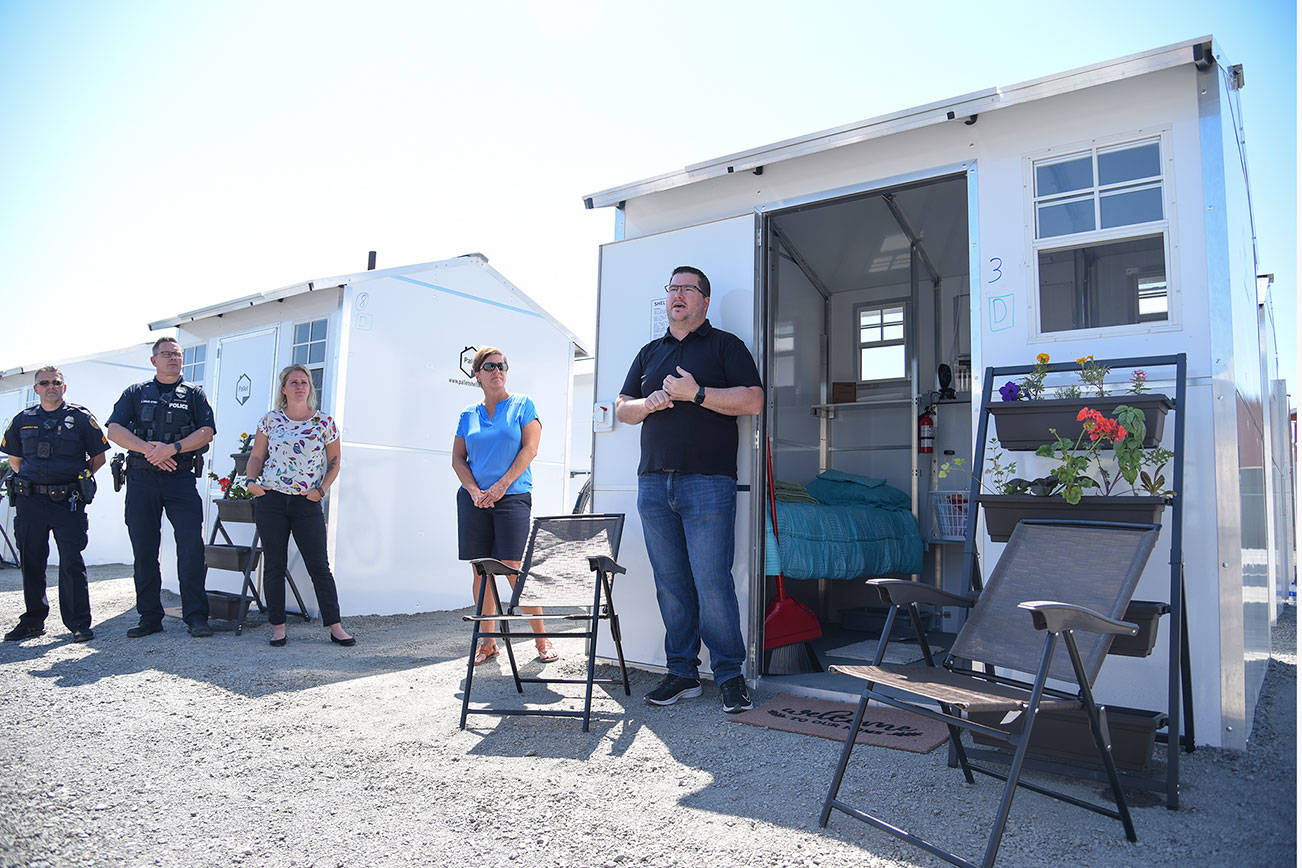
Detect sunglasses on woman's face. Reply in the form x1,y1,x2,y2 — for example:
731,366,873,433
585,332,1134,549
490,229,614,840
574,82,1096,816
479,362,508,372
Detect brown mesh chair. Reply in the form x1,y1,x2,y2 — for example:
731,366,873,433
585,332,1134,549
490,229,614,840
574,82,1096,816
459,513,629,732
820,520,1160,868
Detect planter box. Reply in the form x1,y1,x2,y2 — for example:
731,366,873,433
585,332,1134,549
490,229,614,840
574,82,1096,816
206,590,248,621
1111,600,1170,658
205,544,260,572
988,394,1173,450
978,494,1167,542
214,498,256,523
970,705,1166,772
229,451,251,476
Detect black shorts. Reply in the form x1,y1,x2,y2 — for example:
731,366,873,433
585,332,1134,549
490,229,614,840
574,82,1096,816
456,488,532,561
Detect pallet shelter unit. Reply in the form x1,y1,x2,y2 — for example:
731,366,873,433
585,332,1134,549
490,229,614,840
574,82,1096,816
148,254,587,617
581,37,1291,750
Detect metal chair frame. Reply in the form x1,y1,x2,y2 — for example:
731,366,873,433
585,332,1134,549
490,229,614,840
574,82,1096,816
459,513,630,733
820,520,1160,868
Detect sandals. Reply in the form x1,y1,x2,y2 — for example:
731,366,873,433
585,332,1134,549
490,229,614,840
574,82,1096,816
473,641,499,665
535,639,558,663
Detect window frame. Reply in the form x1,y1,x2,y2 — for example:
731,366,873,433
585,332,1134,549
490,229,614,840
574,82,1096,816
853,298,910,386
1025,128,1181,343
290,317,329,397
181,344,207,384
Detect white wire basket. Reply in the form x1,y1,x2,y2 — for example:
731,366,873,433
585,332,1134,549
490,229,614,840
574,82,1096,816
931,490,970,541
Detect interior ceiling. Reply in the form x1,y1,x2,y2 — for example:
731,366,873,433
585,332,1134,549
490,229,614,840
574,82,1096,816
772,176,969,292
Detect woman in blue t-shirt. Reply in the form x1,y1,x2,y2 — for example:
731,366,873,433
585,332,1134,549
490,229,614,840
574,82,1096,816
452,347,553,665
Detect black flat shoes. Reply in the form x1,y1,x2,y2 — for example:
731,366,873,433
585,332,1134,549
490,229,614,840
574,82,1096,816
330,633,356,647
269,635,287,647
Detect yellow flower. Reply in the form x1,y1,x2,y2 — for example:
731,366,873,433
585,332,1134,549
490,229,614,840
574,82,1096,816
1036,353,1050,365
241,432,249,438
1076,355,1093,365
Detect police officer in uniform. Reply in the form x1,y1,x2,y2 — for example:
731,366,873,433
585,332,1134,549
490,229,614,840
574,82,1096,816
0,366,109,643
106,337,215,638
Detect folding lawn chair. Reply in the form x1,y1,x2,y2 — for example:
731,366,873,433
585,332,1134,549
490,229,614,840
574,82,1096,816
819,519,1160,868
459,513,629,732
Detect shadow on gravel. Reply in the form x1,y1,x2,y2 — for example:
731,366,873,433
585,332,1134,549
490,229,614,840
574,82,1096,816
7,585,474,698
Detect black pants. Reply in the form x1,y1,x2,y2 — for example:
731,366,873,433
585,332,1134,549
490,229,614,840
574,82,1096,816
253,490,341,626
124,470,209,627
14,492,91,632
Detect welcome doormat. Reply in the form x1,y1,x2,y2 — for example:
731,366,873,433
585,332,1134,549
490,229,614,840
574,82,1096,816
729,693,949,754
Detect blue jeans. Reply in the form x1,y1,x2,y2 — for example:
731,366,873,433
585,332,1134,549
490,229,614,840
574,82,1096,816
637,472,745,683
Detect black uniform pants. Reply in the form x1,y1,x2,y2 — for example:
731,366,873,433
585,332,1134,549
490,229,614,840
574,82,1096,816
124,471,209,626
253,490,341,626
14,492,91,632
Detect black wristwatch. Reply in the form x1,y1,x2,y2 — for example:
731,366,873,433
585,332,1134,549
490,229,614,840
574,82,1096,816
694,386,706,405
173,442,182,454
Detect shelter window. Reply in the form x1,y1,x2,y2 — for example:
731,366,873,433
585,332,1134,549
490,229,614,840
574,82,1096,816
856,302,906,383
292,318,328,394
181,345,206,383
1032,138,1169,334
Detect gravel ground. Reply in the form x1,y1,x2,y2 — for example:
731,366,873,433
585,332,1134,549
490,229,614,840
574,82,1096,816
0,564,1293,867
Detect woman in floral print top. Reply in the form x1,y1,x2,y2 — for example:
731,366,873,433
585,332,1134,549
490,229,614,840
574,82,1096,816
246,364,354,648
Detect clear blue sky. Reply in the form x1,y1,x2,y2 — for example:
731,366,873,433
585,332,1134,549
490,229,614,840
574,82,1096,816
0,0,1295,393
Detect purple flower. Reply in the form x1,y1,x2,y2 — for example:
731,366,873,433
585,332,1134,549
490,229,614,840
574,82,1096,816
998,381,1023,402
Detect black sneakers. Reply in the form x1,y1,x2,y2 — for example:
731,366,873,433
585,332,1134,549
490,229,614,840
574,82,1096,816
187,620,214,638
719,676,753,714
126,622,164,638
3,623,44,642
645,674,703,706
71,629,94,643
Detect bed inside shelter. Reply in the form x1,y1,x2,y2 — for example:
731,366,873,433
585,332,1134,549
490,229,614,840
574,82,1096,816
760,172,976,689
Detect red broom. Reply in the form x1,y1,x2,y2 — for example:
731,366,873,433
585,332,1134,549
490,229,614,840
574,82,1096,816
764,442,822,651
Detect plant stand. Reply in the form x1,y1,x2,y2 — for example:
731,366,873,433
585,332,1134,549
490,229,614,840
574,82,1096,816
206,498,310,635
961,353,1192,809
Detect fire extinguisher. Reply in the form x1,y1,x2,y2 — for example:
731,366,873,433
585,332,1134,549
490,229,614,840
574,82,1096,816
918,407,935,454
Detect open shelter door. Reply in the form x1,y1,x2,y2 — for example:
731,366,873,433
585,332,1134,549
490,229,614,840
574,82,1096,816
591,213,761,676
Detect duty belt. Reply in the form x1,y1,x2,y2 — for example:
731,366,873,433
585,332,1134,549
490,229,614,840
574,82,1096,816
11,479,75,500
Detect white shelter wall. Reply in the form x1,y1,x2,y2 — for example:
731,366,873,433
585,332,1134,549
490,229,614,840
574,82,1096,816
1213,70,1271,736
329,263,575,614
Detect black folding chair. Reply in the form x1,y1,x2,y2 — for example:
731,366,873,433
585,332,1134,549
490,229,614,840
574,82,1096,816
820,520,1160,868
459,513,629,732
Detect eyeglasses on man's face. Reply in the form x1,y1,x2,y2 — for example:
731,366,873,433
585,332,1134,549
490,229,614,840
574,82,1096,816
664,284,702,296
156,351,184,360
36,379,64,387
479,362,508,372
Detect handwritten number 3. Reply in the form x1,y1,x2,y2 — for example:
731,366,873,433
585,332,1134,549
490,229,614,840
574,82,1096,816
988,257,1003,284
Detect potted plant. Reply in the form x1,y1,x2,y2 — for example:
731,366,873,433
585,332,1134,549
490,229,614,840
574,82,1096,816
209,471,256,522
989,356,1173,450
229,432,254,476
977,405,1169,542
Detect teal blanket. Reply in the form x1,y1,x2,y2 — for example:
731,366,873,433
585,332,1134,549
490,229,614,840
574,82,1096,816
764,499,923,579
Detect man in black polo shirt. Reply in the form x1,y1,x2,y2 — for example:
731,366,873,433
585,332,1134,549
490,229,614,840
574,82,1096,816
616,265,764,714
